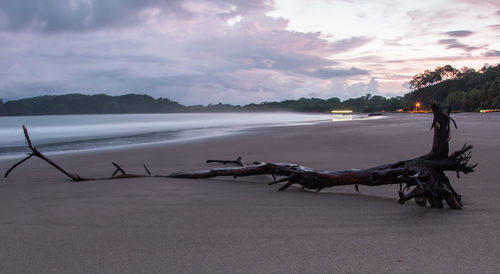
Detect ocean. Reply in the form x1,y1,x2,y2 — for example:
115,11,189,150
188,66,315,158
0,112,376,159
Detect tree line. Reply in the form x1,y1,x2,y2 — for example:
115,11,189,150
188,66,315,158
0,93,408,115
0,64,498,116
405,64,500,111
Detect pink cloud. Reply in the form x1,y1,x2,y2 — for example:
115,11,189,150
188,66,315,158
454,0,500,8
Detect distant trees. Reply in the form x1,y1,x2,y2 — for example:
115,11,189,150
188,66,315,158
0,93,407,116
0,94,185,116
340,94,405,112
242,95,404,113
445,73,500,111
257,97,334,112
0,99,5,115
406,64,500,111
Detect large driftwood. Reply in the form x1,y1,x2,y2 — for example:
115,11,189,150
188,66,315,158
4,102,476,209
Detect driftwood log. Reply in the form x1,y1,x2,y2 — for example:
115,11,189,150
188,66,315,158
4,102,476,209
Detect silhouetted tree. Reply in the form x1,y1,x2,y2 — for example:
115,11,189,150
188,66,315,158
0,99,5,115
409,65,461,90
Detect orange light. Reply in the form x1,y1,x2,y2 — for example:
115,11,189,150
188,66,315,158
416,102,421,108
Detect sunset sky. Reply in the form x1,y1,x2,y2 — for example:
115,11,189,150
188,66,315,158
0,0,498,104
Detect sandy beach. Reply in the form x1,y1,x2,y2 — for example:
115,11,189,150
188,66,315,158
1,113,499,273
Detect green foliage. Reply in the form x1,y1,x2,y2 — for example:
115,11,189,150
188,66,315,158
2,94,184,116
408,64,500,111
250,97,335,112
0,93,405,115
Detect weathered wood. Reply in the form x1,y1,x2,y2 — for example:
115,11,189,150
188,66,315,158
166,102,476,208
4,102,476,209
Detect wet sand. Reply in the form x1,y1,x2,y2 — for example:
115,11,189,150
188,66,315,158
1,113,499,273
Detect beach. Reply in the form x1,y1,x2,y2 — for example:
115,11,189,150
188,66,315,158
1,113,499,273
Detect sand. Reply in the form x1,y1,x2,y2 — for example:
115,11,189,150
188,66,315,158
1,113,499,273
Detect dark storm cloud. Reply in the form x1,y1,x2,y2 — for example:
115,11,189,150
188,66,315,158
310,67,369,79
330,36,373,53
0,0,187,32
444,30,474,37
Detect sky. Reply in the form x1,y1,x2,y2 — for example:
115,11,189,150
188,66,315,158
0,0,498,105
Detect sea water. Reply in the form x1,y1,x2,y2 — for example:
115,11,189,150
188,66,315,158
0,112,374,158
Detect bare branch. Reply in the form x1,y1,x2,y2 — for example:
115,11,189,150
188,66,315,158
111,162,126,177
4,154,33,178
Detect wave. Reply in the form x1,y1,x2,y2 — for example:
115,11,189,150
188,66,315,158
0,112,375,158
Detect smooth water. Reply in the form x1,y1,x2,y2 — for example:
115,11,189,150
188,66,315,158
0,112,374,158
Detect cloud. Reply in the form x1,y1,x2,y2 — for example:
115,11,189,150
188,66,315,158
489,24,500,30
239,48,335,72
329,36,373,53
383,38,409,47
0,0,192,32
35,52,172,64
0,0,275,33
0,7,371,104
216,0,274,18
483,50,500,57
438,39,483,52
0,0,497,104
444,30,474,37
455,0,500,8
323,77,381,99
406,8,458,28
310,67,369,79
178,30,338,82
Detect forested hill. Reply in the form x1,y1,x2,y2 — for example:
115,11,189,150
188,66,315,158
0,94,185,116
0,93,405,115
403,64,500,111
0,64,498,116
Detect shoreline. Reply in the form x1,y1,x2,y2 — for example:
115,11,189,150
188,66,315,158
1,113,499,272
0,112,382,161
